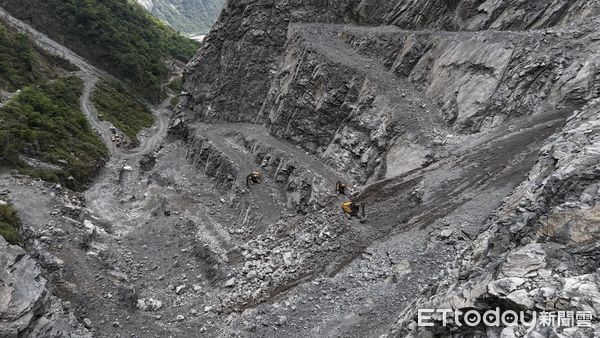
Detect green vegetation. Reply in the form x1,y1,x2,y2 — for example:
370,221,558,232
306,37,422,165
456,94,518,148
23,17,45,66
137,0,224,36
169,95,180,109
92,80,154,143
167,76,183,93
0,23,38,91
0,202,22,245
0,21,76,92
0,77,108,190
2,0,199,102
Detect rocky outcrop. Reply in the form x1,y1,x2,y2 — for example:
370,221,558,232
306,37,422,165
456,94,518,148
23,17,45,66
0,237,90,338
387,98,600,337
384,0,599,30
185,131,238,190
176,0,405,181
339,26,600,133
178,0,600,125
173,1,600,334
181,0,291,123
177,0,600,184
183,123,337,213
231,130,335,211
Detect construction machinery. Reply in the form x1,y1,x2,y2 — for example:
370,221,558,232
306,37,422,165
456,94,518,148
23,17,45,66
336,181,348,195
342,200,365,220
246,171,262,187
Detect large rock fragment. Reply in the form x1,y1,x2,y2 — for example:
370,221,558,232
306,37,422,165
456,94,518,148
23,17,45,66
0,237,89,337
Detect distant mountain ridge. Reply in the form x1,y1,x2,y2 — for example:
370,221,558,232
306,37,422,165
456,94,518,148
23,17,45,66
135,0,224,36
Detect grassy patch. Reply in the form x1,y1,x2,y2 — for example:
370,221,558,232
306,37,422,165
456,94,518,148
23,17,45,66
92,80,154,143
0,23,38,91
0,203,22,245
169,95,180,109
0,20,78,93
167,77,183,93
0,76,108,190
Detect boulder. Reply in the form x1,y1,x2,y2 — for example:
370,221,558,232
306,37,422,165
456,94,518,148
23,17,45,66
0,237,90,337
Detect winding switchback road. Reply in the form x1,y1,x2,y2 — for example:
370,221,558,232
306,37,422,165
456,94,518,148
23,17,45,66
0,6,171,159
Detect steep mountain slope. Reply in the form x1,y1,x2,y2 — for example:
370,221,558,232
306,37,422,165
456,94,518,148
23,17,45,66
0,17,110,190
0,8,177,336
1,0,198,102
169,0,600,336
0,8,164,191
2,0,600,337
0,20,76,93
135,0,225,36
0,77,109,188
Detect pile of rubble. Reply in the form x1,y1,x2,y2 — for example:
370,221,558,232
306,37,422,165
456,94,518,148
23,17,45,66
389,100,600,337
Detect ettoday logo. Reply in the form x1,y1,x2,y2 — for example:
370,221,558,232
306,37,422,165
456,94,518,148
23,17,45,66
417,308,593,330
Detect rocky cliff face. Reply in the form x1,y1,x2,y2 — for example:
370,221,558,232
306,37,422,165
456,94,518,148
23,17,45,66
177,0,600,182
388,97,600,337
0,237,90,337
174,0,600,336
383,0,598,30
4,0,600,337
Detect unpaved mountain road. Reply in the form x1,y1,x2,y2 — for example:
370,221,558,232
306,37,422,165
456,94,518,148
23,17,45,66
79,76,121,157
126,94,172,159
294,23,449,135
0,5,170,160
0,7,107,77
195,123,350,225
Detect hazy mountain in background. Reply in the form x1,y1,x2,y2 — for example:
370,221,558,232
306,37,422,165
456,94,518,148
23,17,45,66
135,0,224,37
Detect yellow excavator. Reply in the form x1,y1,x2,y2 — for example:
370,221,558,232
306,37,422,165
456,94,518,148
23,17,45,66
246,171,262,187
342,200,365,220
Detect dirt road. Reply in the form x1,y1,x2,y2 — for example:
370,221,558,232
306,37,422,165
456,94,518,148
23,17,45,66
0,6,170,160
194,123,348,226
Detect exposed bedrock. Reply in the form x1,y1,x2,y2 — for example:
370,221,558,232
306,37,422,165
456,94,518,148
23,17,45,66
0,237,90,338
383,0,599,30
166,0,600,334
176,0,600,185
340,27,600,132
181,123,338,214
388,99,600,337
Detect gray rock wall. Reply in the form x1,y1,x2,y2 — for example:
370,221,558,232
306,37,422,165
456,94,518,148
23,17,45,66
0,237,90,337
384,0,599,30
340,28,600,132
181,0,291,124
387,98,600,337
176,0,600,184
183,123,333,212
